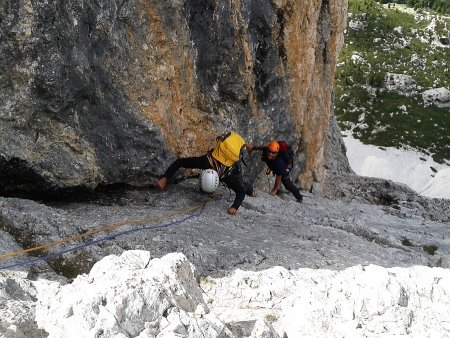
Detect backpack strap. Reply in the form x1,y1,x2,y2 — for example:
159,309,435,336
239,143,247,167
217,132,232,142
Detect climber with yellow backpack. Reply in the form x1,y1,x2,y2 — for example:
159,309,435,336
156,132,256,215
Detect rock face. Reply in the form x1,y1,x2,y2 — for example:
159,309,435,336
1,178,450,337
35,251,235,338
12,251,450,338
0,0,347,196
202,262,450,337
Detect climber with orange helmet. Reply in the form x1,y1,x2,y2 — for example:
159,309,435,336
247,140,303,203
156,132,256,216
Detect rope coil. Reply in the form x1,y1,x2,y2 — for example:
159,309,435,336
0,200,209,271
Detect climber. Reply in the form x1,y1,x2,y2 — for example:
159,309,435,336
247,140,303,203
155,132,256,216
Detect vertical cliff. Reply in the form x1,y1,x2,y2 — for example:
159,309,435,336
0,0,347,196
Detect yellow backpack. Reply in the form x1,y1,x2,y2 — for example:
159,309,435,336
212,132,246,167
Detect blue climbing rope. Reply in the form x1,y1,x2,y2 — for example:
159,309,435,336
0,204,205,271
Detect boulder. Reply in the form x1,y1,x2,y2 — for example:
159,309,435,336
384,73,417,96
35,251,233,338
422,87,450,108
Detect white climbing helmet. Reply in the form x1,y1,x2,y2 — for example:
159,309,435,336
200,169,219,193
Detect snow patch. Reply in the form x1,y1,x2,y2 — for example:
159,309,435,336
343,134,450,199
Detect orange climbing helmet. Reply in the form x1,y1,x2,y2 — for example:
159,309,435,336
267,141,280,153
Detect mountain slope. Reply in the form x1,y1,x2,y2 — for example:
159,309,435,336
334,0,450,164
1,181,449,337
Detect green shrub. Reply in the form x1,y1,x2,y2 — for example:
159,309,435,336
422,244,438,255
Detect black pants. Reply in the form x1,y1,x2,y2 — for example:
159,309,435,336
281,173,303,201
163,155,211,177
162,155,253,210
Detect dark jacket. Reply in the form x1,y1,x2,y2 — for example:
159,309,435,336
261,148,289,176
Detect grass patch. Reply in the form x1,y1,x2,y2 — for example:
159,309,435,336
402,238,413,246
422,244,438,255
198,275,216,286
265,314,278,322
49,253,96,279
